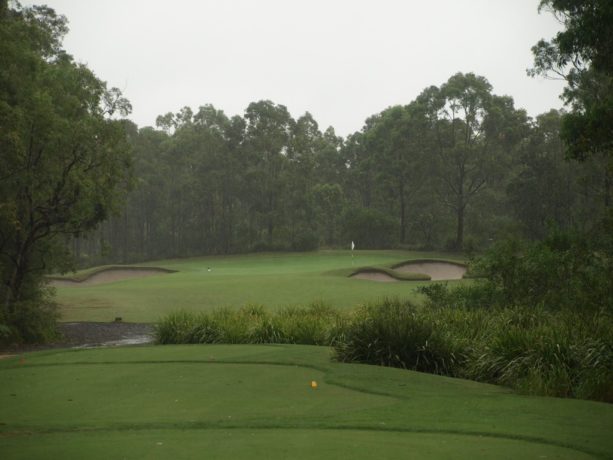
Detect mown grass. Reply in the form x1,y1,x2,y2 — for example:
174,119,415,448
53,250,466,322
0,345,611,459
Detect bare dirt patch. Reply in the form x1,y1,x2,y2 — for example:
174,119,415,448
50,268,174,287
350,271,399,282
394,261,466,281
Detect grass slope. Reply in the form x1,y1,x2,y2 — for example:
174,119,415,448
1,345,611,459
55,250,466,322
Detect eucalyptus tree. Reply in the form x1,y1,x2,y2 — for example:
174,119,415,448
530,0,613,160
125,125,170,259
342,131,375,209
363,104,430,243
507,110,578,238
243,100,294,247
0,3,132,339
529,0,612,247
192,105,239,253
417,73,527,250
313,126,345,186
282,112,320,247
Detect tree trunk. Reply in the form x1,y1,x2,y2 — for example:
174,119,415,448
399,184,406,243
267,191,274,246
4,241,29,313
455,204,465,251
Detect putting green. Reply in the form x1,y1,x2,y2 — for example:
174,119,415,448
53,250,467,322
1,345,611,459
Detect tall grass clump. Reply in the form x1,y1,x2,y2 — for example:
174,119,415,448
461,307,613,401
334,298,459,375
333,298,613,402
156,302,346,346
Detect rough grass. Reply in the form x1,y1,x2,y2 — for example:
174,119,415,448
0,345,611,459
335,300,613,402
156,303,347,346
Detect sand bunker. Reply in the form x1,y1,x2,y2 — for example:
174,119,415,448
50,268,174,287
394,261,466,281
350,271,399,282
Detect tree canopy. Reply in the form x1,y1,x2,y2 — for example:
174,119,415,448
0,1,132,340
530,0,613,159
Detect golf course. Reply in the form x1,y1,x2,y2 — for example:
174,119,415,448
1,251,612,459
51,250,466,322
3,1,613,458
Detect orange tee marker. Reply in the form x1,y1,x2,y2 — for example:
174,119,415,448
310,380,318,389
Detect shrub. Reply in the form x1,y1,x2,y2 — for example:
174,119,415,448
333,299,613,402
417,282,500,309
419,229,613,312
473,230,613,311
334,298,458,375
156,302,345,347
0,287,59,345
461,308,613,401
291,230,319,252
341,207,398,249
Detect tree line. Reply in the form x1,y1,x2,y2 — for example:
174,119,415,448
81,75,610,265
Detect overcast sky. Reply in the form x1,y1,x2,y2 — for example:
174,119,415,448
27,0,566,136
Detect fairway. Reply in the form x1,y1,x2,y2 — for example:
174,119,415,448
54,250,466,322
1,345,611,459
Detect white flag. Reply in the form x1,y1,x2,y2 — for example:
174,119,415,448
351,241,355,251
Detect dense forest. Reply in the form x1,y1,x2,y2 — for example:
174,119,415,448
81,80,611,265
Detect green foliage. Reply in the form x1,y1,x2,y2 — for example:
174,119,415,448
0,287,58,344
420,229,613,312
334,299,457,375
460,307,613,401
290,230,319,252
0,2,132,341
530,0,613,159
417,282,498,309
156,302,345,347
341,207,398,249
335,298,612,402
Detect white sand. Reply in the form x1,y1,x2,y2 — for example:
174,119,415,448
394,262,466,281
